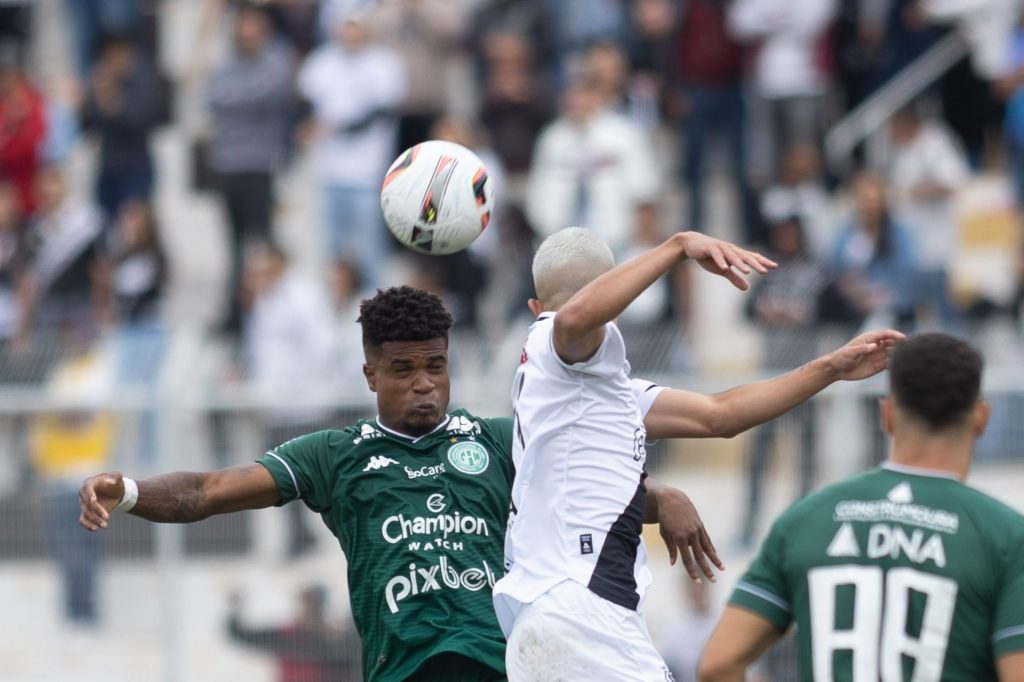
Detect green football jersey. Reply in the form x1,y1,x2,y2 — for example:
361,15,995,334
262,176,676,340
259,409,514,682
731,463,1024,682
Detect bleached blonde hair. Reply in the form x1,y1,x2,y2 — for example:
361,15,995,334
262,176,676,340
532,227,615,309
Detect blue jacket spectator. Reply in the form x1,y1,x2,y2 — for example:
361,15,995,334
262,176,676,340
830,171,918,323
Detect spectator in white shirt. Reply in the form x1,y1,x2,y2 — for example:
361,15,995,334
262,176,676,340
326,258,373,411
297,9,404,289
728,0,837,186
885,103,969,325
760,144,835,257
369,0,466,154
243,242,336,437
243,241,337,557
525,75,660,258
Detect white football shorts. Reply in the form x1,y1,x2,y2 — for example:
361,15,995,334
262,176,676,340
496,580,675,682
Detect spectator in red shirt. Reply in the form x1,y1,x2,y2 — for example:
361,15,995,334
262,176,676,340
675,0,761,245
0,46,45,217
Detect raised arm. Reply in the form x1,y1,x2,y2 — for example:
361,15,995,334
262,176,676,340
554,232,774,364
78,464,280,531
644,329,905,440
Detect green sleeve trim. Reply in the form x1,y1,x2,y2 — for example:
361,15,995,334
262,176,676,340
730,581,792,630
993,626,1024,657
258,453,300,505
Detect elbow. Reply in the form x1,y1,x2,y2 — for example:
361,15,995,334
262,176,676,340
707,413,743,440
712,422,743,439
704,398,750,439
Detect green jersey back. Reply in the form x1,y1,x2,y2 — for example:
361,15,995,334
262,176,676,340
259,410,514,682
731,463,1024,682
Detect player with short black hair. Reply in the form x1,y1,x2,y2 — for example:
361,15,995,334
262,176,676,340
698,332,1024,682
889,332,982,430
358,285,454,353
77,286,710,682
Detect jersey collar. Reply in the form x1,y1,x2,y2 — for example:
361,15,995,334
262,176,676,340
880,461,961,482
374,414,451,444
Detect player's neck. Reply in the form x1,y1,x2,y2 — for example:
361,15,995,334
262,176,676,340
888,431,973,482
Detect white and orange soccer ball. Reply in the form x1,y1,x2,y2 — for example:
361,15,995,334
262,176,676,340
380,140,495,256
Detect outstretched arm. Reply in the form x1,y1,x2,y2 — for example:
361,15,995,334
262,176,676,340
79,464,280,530
645,477,724,584
644,329,905,440
554,232,774,364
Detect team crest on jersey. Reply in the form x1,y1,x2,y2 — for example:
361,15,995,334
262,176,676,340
446,441,489,475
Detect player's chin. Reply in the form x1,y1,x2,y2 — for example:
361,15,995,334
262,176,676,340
406,405,441,428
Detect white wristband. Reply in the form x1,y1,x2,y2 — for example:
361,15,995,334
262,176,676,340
114,477,139,513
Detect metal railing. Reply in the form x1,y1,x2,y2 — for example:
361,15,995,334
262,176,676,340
825,32,970,171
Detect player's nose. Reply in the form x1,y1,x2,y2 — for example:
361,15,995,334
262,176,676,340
411,371,435,393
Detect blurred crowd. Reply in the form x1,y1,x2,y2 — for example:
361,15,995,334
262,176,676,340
0,0,1020,378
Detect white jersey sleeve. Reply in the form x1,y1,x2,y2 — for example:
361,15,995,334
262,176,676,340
630,378,666,419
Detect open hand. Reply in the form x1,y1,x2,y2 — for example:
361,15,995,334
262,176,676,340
827,329,907,381
78,471,126,531
679,232,776,291
655,486,724,584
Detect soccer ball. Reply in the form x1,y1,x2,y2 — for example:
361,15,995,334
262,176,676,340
380,140,494,256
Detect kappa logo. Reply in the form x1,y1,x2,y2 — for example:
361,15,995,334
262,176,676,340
447,441,489,475
354,423,385,445
363,455,400,472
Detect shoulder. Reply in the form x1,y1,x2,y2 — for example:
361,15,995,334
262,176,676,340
272,426,362,457
452,410,513,460
955,484,1024,534
449,409,506,437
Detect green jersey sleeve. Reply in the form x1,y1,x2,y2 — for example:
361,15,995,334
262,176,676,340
258,430,336,513
730,515,794,630
993,537,1024,657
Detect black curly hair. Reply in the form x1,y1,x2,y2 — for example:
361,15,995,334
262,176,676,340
889,333,982,430
358,286,453,352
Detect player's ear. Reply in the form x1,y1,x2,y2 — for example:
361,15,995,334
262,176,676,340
527,298,544,317
363,363,377,392
972,400,990,437
879,397,895,436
